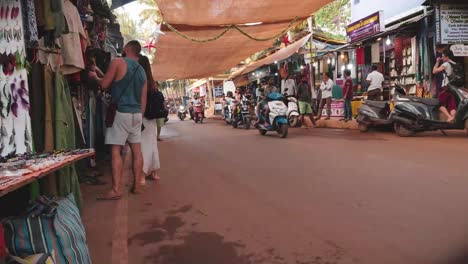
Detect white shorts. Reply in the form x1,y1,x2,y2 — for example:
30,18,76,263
105,111,142,146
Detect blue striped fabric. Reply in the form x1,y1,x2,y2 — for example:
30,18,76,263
2,194,91,264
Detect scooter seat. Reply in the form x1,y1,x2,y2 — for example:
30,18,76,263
364,100,388,109
400,96,439,106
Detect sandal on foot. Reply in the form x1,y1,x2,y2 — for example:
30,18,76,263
97,191,122,201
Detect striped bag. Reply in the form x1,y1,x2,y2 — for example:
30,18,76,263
1,194,91,264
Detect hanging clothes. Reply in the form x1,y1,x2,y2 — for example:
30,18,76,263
54,71,82,209
21,0,39,48
44,68,54,152
40,67,58,196
371,43,380,63
59,0,86,75
355,48,364,65
364,46,372,65
28,63,45,153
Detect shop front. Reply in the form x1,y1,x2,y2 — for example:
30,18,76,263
0,0,123,262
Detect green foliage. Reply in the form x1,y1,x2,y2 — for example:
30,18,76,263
138,0,162,23
314,0,351,40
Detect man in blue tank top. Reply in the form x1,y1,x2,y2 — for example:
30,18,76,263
90,40,147,200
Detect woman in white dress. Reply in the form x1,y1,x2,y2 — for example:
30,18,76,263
138,55,160,185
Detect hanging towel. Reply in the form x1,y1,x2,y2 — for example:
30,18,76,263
371,43,380,63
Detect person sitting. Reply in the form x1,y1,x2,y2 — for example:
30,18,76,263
256,77,278,126
190,95,202,119
432,49,457,122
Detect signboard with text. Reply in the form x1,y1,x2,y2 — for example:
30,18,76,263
437,4,468,44
450,44,468,56
346,11,385,43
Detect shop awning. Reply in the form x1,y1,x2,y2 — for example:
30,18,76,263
228,33,312,79
187,79,208,92
151,0,333,80
153,22,302,80
156,0,332,26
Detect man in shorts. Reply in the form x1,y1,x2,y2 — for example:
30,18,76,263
89,40,147,200
296,76,317,128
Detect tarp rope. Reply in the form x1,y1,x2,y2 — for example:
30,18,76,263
163,17,299,42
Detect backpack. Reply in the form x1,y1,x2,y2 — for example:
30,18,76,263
446,62,465,87
144,90,159,120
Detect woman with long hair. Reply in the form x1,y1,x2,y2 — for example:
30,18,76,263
138,54,160,184
433,49,457,122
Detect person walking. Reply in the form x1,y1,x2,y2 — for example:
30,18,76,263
432,49,458,122
342,69,354,122
296,76,317,128
138,55,161,184
90,40,147,200
366,65,384,101
154,85,166,141
316,73,333,120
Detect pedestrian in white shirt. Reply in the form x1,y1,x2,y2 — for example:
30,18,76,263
366,65,385,100
316,72,333,120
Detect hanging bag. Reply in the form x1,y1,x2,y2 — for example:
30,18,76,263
2,194,91,264
106,65,141,127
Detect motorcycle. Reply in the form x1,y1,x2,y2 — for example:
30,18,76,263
286,95,300,127
232,97,252,129
193,103,204,124
356,85,406,132
178,105,187,121
391,83,468,137
224,99,237,125
255,93,289,138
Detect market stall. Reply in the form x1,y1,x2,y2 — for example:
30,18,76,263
0,0,123,262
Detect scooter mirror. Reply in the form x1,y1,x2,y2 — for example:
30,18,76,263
395,85,406,96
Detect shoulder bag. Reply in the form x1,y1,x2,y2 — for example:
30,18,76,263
106,65,141,128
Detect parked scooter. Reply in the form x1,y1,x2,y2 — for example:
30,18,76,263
285,95,300,127
232,97,252,129
224,99,237,125
255,93,289,138
193,103,204,124
356,85,406,132
391,84,468,137
178,105,187,121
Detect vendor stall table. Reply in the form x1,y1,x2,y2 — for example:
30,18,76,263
0,150,95,197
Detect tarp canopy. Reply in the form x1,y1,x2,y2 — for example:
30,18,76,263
153,22,298,80
156,0,332,26
152,0,333,80
230,33,312,79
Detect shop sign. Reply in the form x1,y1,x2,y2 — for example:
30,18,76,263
321,101,344,117
214,86,224,97
450,44,468,56
437,4,468,44
346,11,385,43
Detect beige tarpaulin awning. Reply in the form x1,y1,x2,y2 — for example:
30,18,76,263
152,0,333,80
153,22,297,80
156,0,332,26
229,33,312,79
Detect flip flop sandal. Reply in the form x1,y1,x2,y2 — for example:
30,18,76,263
97,192,122,200
82,177,106,185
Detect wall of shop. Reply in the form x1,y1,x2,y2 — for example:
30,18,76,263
351,0,426,23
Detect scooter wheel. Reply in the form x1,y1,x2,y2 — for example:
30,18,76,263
358,123,369,132
279,124,288,138
289,116,299,127
245,118,251,130
259,129,267,136
394,122,415,137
